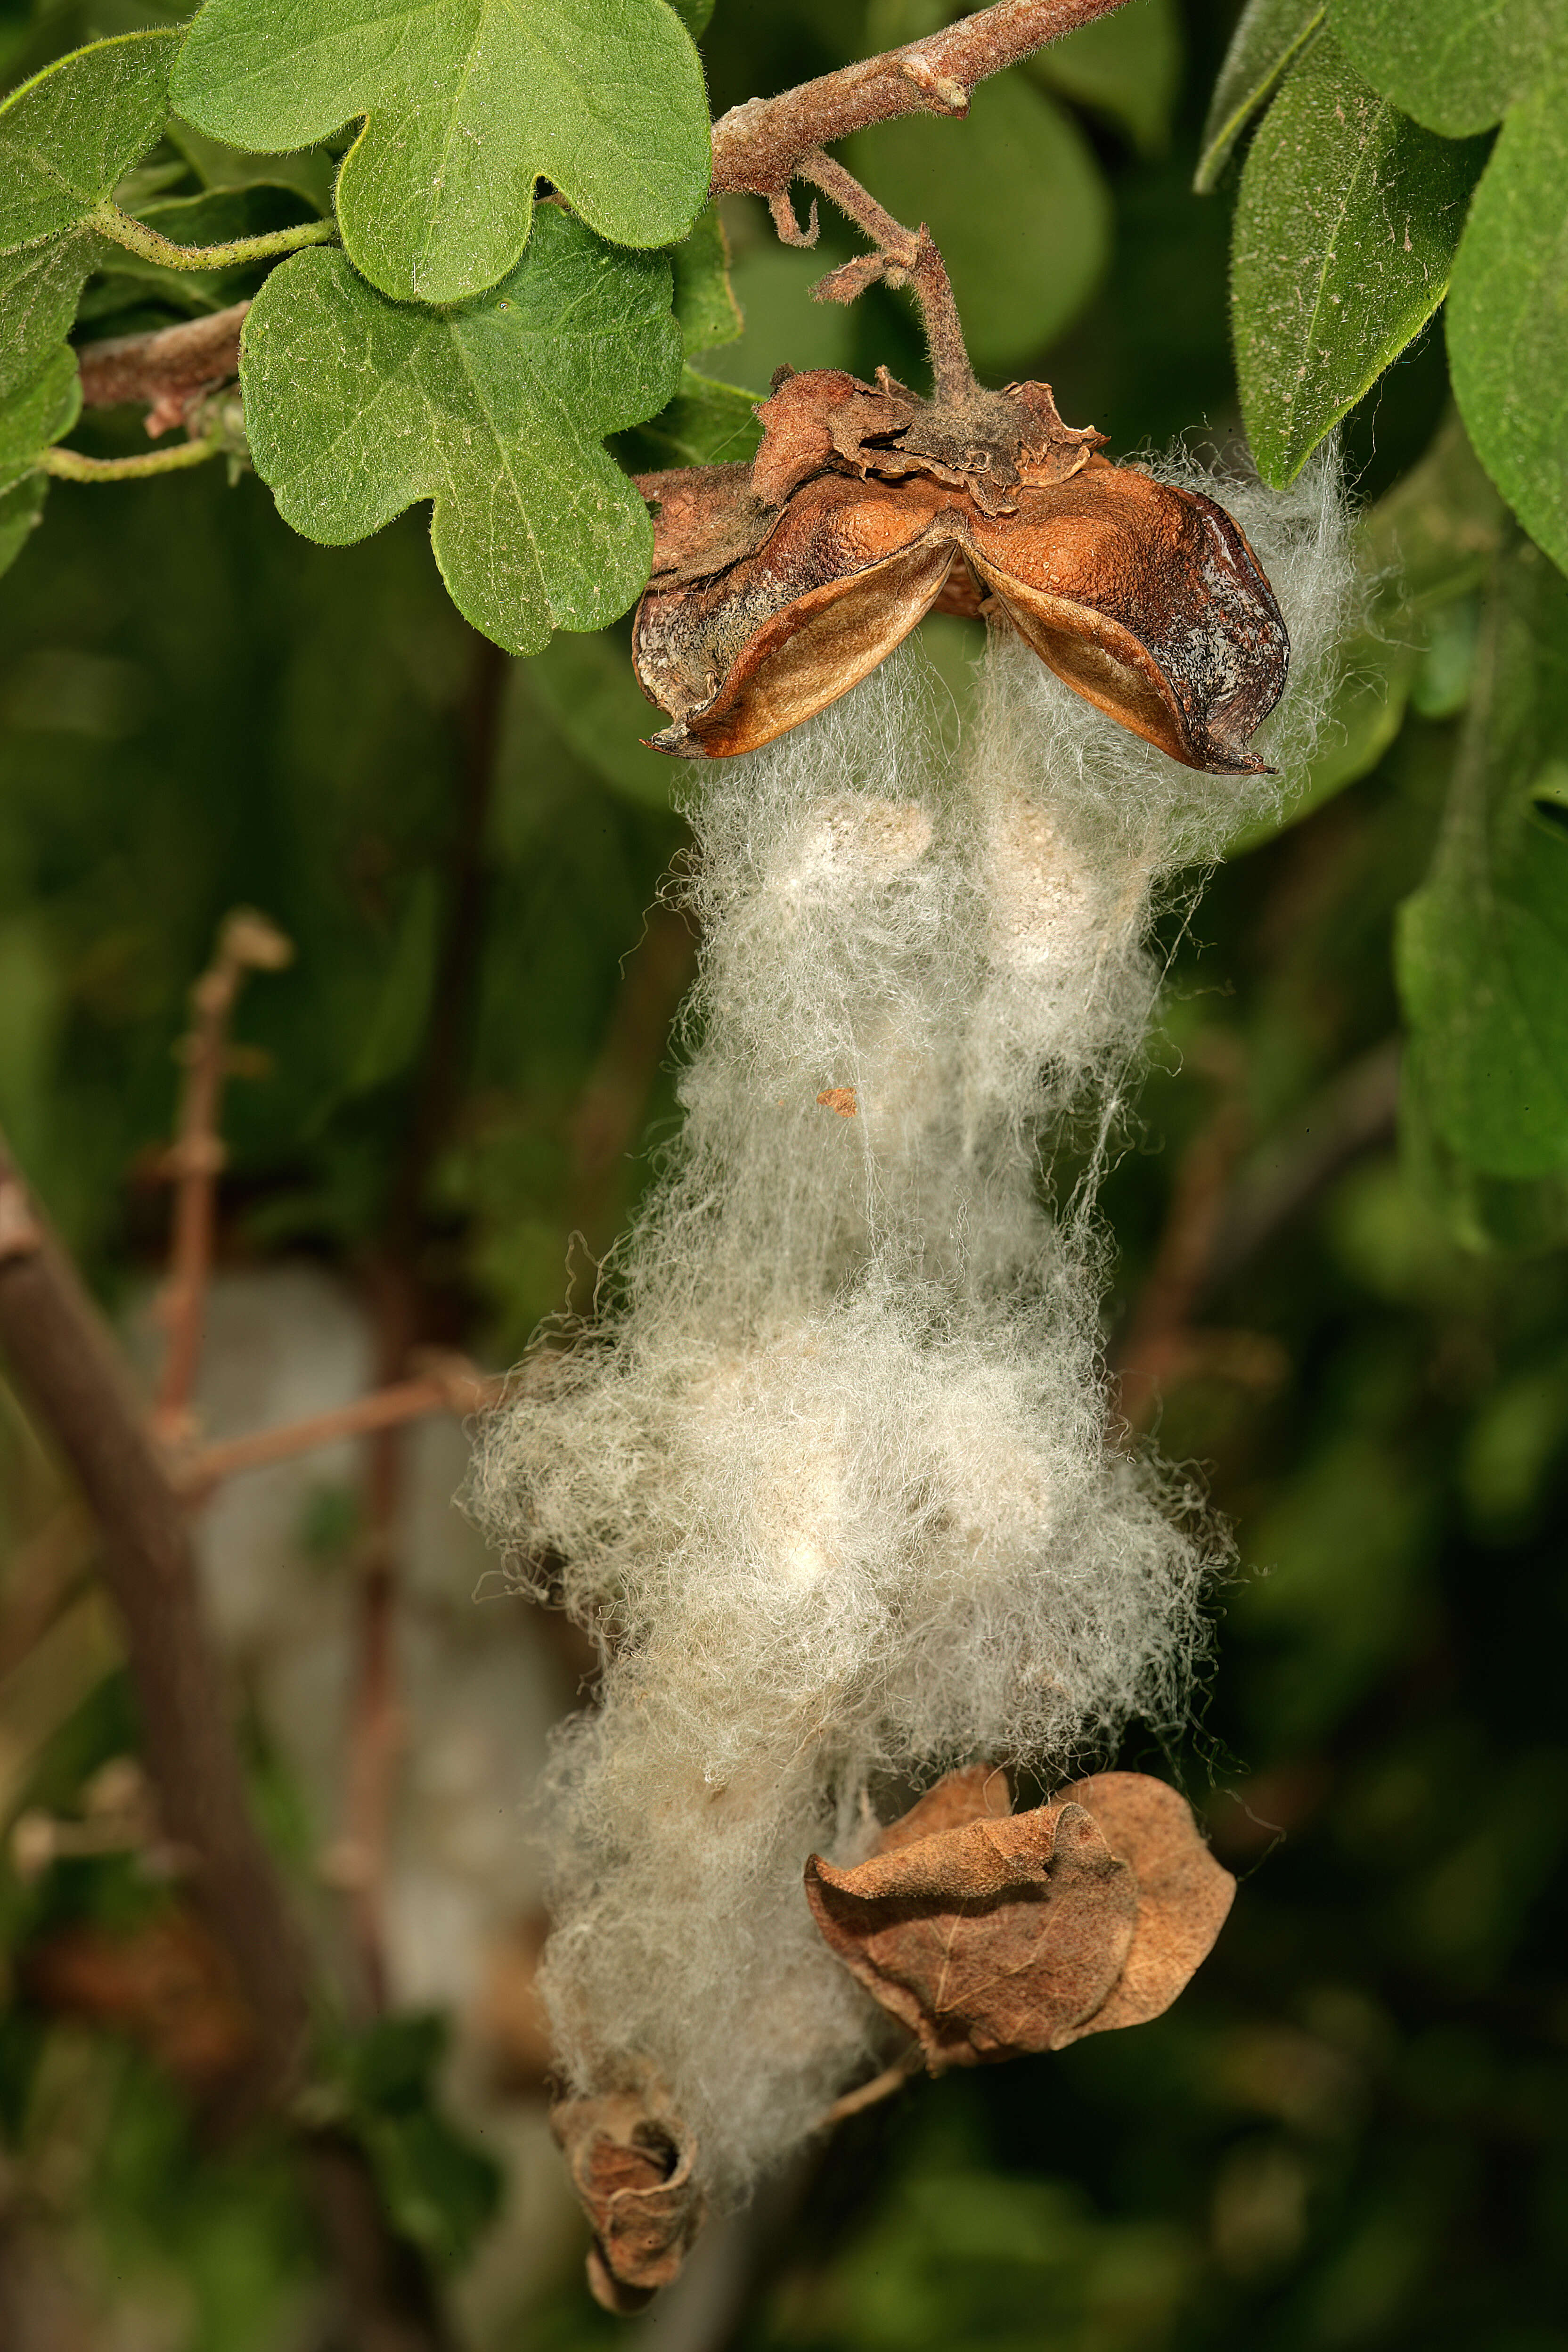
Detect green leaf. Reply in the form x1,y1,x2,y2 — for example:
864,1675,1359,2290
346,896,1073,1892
1232,34,1488,488
0,470,48,580
171,0,711,304
529,629,679,808
166,116,338,211
1397,541,1568,1179
851,72,1111,373
667,0,715,31
0,32,178,484
1447,81,1568,577
671,203,741,356
240,209,682,656
719,227,856,392
1330,0,1563,137
1195,0,1325,192
1031,0,1182,158
0,29,176,253
614,363,760,471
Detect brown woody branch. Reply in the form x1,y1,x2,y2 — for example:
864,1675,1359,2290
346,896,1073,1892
172,1361,505,1500
77,302,250,437
709,0,1129,195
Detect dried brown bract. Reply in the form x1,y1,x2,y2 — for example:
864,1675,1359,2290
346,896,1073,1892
804,1768,1233,2068
551,2090,706,2313
633,368,1289,772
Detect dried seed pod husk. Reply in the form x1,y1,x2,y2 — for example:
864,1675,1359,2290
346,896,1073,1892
632,370,1289,771
551,2090,705,2311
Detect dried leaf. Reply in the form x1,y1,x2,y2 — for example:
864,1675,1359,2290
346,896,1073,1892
632,368,1288,769
805,1766,1234,2068
805,1799,1138,2067
551,2090,705,2312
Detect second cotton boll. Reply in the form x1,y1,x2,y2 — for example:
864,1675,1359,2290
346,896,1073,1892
470,451,1350,2211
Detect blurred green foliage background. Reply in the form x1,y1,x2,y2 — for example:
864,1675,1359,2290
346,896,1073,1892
1,2,1566,2348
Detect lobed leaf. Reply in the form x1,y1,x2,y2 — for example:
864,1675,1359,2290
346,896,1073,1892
0,32,178,490
239,208,683,656
1447,80,1568,577
1330,0,1563,137
850,72,1111,373
1398,542,1568,1178
1195,0,1325,192
171,0,711,305
1232,34,1487,488
614,365,760,472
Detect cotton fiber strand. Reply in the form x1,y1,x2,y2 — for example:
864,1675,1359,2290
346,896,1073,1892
470,449,1351,2203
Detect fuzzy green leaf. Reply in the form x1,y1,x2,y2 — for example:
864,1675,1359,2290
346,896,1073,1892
852,73,1111,372
1398,542,1568,1178
671,204,741,356
0,28,176,253
614,364,759,472
171,0,711,304
1195,0,1324,192
240,210,682,655
0,32,178,485
1031,0,1182,158
1232,34,1487,487
1447,82,1568,577
1330,0,1564,137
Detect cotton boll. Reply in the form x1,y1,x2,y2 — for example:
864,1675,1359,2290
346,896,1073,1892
469,451,1348,2216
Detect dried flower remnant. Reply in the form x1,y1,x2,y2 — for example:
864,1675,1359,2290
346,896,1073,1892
633,368,1290,772
805,1768,1233,2068
551,2091,706,2313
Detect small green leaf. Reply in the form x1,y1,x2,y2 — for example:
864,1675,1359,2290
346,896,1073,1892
0,241,83,489
851,73,1111,372
1195,0,1325,192
1330,0,1563,136
1031,0,1182,158
1447,80,1568,577
614,364,760,472
171,0,711,304
1397,541,1568,1178
1232,34,1487,487
240,210,682,656
671,204,742,357
0,470,48,579
0,29,176,253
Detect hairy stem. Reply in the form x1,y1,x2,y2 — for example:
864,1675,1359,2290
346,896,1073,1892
78,302,249,436
92,201,337,271
797,150,977,401
39,436,222,482
710,0,1130,193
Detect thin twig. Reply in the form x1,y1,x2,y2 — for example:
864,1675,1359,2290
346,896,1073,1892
816,2045,923,2131
78,303,249,437
172,1363,505,1500
710,0,1129,195
0,1136,455,2346
0,1128,309,2109
151,909,292,1448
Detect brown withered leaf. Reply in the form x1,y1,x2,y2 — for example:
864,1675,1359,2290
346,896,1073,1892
632,368,1287,772
805,1766,1234,2068
551,2091,705,2314
1062,1772,1235,2036
21,1911,255,2091
805,1799,1138,2067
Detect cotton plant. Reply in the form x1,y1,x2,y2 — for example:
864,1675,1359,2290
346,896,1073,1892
470,144,1353,2308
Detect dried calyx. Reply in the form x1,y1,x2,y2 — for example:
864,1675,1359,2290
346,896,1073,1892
551,2090,706,2314
633,362,1289,774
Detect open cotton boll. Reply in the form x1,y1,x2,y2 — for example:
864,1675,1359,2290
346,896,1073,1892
470,449,1349,2219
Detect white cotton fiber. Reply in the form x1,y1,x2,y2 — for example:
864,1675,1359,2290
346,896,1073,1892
468,449,1350,2205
